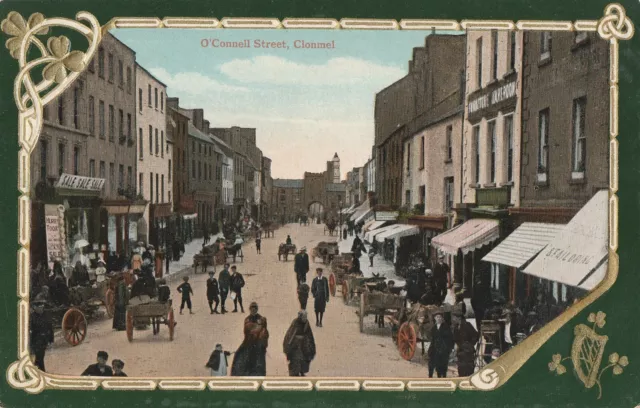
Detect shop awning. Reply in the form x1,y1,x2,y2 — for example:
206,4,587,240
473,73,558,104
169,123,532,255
431,218,500,256
482,222,565,268
365,224,397,243
364,220,387,232
375,211,398,221
183,213,198,220
354,209,374,224
374,224,419,243
341,205,355,214
362,220,377,231
522,190,609,291
350,199,370,222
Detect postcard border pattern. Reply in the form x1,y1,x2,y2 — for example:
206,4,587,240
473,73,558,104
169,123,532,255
2,3,634,394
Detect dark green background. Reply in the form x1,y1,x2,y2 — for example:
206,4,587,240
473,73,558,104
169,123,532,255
1,0,639,407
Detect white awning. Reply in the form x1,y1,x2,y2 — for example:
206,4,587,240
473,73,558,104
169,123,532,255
374,224,419,243
362,220,377,232
431,219,500,255
523,190,609,291
183,213,198,220
365,224,397,243
341,205,356,214
355,209,374,224
365,220,387,232
350,199,370,221
482,222,565,268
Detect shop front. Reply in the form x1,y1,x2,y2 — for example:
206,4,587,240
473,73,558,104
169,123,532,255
373,224,420,264
101,200,147,257
407,215,449,265
149,203,173,250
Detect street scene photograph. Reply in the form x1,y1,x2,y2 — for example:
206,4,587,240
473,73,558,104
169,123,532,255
27,26,611,379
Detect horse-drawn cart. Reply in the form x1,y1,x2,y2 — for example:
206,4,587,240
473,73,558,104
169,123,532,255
328,253,353,298
126,300,175,341
342,274,387,305
390,303,452,361
356,288,405,333
312,242,339,265
278,243,296,261
324,221,337,236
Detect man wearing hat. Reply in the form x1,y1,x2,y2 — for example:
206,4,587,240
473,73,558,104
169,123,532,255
433,254,450,305
427,310,454,378
294,247,310,287
453,313,479,377
283,310,316,376
29,297,53,371
206,271,220,314
81,351,113,376
311,268,330,327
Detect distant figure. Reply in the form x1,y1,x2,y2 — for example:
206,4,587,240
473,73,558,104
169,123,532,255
255,236,262,254
343,228,347,240
433,255,451,305
81,351,113,376
177,276,194,315
112,359,127,377
368,245,376,267
112,276,128,331
283,310,316,377
231,302,269,376
311,268,330,328
218,264,231,314
230,266,246,313
206,343,232,376
286,235,292,246
453,314,479,377
297,280,310,310
294,247,310,286
206,271,220,314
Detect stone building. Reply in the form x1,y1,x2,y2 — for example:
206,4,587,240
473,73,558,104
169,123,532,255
261,157,273,220
32,32,141,266
209,133,235,222
272,179,304,223
136,63,172,248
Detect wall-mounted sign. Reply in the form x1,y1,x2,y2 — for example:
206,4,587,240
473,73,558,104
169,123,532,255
467,74,518,121
56,173,105,192
45,205,64,267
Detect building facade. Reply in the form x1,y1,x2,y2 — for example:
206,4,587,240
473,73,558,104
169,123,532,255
261,156,273,221
272,179,304,223
186,121,216,234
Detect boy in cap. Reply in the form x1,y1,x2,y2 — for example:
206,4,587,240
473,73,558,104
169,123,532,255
81,351,114,376
112,359,127,376
177,276,194,315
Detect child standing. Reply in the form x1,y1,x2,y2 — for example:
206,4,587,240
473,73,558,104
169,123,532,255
206,344,233,376
255,236,262,254
177,276,194,315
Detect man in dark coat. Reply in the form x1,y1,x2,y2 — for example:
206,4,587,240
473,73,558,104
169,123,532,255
112,276,128,331
311,268,330,327
433,255,450,305
297,280,310,310
286,235,292,245
231,302,269,376
81,351,114,376
230,266,246,313
218,264,231,314
427,311,454,378
294,248,310,286
29,298,53,371
70,261,90,287
206,271,220,314
453,314,479,377
283,310,316,376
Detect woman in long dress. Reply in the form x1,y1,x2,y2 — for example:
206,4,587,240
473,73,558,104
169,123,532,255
112,277,128,331
231,302,269,376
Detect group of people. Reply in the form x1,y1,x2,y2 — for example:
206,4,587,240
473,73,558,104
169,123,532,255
81,351,127,376
179,263,246,315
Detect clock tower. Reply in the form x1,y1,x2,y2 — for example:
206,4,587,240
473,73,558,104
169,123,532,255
332,153,340,183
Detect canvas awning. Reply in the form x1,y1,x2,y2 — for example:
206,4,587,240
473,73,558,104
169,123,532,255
355,209,374,224
341,205,356,214
365,224,397,243
374,224,419,243
431,218,500,256
362,220,377,231
364,220,387,232
350,199,370,222
482,222,565,269
522,190,609,291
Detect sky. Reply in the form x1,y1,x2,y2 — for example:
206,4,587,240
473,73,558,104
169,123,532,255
113,28,459,180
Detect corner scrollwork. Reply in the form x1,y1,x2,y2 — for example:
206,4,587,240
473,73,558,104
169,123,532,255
6,355,47,394
597,3,634,40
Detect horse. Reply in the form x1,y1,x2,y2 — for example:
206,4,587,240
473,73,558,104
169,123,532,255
278,243,296,261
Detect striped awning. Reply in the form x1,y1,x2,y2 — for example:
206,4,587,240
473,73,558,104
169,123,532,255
431,219,500,256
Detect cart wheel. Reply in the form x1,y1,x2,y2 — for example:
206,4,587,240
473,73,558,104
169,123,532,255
126,311,134,342
329,273,336,297
342,281,350,304
62,308,87,346
168,309,175,341
105,289,115,318
359,293,365,333
398,322,417,361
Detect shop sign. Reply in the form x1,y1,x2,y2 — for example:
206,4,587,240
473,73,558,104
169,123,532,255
44,205,64,267
56,173,105,192
468,80,517,116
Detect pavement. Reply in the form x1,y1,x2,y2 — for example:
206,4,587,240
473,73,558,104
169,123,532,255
44,223,456,378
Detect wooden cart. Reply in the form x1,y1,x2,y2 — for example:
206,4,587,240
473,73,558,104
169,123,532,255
125,300,175,342
356,288,405,333
390,303,452,361
312,242,339,265
278,243,296,261
328,253,353,298
342,275,386,305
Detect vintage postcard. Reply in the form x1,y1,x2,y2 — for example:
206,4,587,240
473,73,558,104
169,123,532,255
0,0,638,406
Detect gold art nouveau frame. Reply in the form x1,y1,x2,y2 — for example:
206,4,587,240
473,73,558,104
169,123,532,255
2,3,633,394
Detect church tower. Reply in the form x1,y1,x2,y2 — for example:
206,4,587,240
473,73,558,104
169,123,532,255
332,153,340,183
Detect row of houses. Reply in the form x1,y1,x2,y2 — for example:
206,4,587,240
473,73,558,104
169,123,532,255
31,32,274,267
348,29,609,313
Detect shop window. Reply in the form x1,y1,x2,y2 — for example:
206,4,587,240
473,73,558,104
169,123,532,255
488,120,496,183
572,97,586,178
538,109,550,178
98,47,104,78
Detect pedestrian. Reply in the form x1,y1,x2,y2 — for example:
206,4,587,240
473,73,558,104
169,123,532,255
165,250,170,275
433,255,450,305
255,235,262,254
283,310,316,377
427,311,454,378
231,302,269,376
453,314,479,377
342,227,347,240
29,297,53,372
297,280,310,310
206,344,232,376
218,263,231,314
112,359,127,377
311,268,330,327
177,276,194,315
230,266,246,313
206,271,220,314
203,225,210,246
81,351,114,376
294,247,310,286
368,245,376,267
112,275,128,331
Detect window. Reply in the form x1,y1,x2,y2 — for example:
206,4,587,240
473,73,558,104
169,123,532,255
139,173,144,196
155,129,159,155
148,85,152,107
405,190,411,205
57,143,65,176
491,30,498,80
155,173,159,203
168,160,172,182
58,96,65,125
540,32,552,60
118,109,124,141
98,47,104,78
127,166,132,189
109,163,115,195
118,60,123,88
161,174,165,203
99,161,105,179
419,185,426,205
473,125,480,184
73,87,79,129
126,67,132,93
138,89,143,112
108,53,114,82
127,113,132,141
504,115,514,182
509,31,517,71
73,146,79,175
168,191,171,205
161,131,164,158
199,143,202,155
154,88,158,109
538,109,550,173
88,96,95,135
149,125,153,154
118,164,124,189
445,177,454,213
139,128,143,159
40,140,48,181
89,159,95,178
160,92,164,111
572,97,587,175
488,120,496,183
575,31,588,43
476,37,483,88
406,142,411,172
108,105,114,142
192,160,196,178
198,161,202,180
88,57,95,73
150,172,154,203
446,125,453,160
98,100,105,138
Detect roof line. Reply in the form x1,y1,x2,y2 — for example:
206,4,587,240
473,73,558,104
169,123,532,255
135,63,168,88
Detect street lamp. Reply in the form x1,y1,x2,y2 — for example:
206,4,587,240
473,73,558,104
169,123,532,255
338,199,343,241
